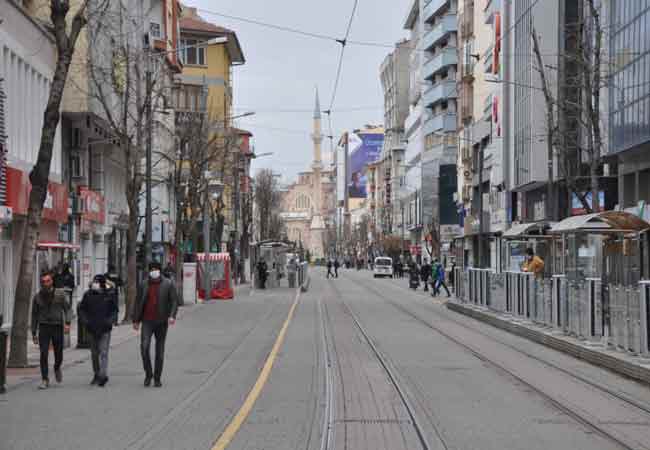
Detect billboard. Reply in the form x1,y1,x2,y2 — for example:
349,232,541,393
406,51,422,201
347,130,384,198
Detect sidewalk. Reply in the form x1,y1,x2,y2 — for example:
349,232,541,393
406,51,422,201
4,283,252,392
446,299,650,385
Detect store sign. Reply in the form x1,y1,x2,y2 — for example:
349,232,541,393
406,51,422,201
5,167,68,223
79,187,105,224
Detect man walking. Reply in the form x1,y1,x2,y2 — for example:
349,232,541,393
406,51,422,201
54,263,75,309
326,259,334,279
133,262,179,387
432,259,451,297
334,259,340,278
420,259,431,292
31,272,71,389
79,274,118,386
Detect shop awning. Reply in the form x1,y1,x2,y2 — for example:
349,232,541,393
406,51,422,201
37,241,80,251
502,221,555,238
550,211,650,233
196,252,230,262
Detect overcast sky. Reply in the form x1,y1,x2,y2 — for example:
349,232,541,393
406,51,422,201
183,0,408,183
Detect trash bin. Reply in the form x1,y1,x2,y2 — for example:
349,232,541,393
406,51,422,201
76,308,90,349
0,318,7,394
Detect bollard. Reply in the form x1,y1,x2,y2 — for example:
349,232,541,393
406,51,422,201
585,278,603,345
552,275,565,330
639,281,650,358
505,272,512,313
0,327,6,394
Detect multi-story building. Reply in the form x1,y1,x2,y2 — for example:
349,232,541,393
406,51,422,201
0,0,63,327
456,0,507,269
379,40,411,239
608,2,650,212
178,7,245,252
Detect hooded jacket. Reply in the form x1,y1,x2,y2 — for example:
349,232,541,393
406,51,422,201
31,288,71,336
79,287,119,336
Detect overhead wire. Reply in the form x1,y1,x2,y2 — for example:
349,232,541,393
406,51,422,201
329,0,360,111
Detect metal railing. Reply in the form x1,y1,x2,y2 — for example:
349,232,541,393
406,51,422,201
454,268,650,358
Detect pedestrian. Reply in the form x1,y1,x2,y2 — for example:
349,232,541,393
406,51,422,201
79,274,118,387
133,261,179,387
54,262,75,309
420,259,431,292
522,248,545,278
432,260,451,297
256,259,268,288
31,272,72,389
334,259,340,278
326,259,334,279
162,262,176,281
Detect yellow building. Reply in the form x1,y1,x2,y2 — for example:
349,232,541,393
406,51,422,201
177,7,245,246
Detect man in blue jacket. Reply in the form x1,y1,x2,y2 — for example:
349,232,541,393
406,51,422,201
432,260,451,297
79,274,118,386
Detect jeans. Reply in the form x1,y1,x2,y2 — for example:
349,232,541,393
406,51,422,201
90,332,111,378
141,321,168,380
433,279,451,297
38,324,63,381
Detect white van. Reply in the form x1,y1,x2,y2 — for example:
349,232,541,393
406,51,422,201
373,257,394,278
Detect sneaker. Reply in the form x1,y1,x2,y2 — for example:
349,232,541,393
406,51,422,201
38,379,49,390
54,368,62,383
144,376,152,387
98,376,108,387
154,379,162,388
90,375,99,385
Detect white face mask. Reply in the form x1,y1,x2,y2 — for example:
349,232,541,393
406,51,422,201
150,270,161,279
91,282,101,291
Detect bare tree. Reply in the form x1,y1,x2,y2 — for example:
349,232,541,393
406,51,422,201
254,169,282,241
9,0,88,367
532,0,607,216
84,3,174,322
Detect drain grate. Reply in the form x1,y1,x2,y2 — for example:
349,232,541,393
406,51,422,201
334,418,412,425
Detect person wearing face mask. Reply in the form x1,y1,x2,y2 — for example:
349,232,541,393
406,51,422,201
79,274,119,386
31,272,72,390
133,261,179,387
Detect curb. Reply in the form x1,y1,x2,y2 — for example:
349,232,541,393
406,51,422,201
446,301,650,385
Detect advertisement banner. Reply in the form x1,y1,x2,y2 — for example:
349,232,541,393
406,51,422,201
347,130,384,198
571,191,605,216
5,167,68,223
79,187,105,224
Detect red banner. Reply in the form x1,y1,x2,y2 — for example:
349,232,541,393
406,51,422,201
79,186,105,224
5,166,68,224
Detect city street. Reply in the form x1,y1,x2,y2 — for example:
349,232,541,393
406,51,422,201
3,270,650,449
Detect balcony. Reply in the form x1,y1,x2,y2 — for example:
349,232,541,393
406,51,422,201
422,14,457,51
484,0,501,24
423,47,458,80
423,112,458,135
423,80,457,107
423,0,451,23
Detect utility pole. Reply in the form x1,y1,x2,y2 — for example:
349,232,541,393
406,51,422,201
343,132,351,252
144,68,153,270
477,141,485,268
202,182,211,300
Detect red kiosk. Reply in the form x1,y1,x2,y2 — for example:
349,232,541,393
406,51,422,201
196,252,234,300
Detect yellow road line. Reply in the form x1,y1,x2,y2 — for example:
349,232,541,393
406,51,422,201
211,291,301,450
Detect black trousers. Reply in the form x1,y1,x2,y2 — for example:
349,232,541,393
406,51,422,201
38,324,63,381
141,321,168,380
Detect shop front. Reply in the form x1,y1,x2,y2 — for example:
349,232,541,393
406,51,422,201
78,187,106,293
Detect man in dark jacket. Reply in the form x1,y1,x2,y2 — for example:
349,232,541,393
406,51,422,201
32,272,71,389
333,259,340,278
420,259,431,292
79,274,118,386
54,263,75,308
133,261,179,387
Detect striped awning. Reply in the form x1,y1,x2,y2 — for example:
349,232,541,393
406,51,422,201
196,252,230,262
37,241,81,251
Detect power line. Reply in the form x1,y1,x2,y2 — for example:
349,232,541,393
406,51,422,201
329,0,360,111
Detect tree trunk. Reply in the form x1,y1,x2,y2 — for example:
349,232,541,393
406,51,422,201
8,3,85,366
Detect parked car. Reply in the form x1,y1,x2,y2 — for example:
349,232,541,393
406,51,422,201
373,257,394,278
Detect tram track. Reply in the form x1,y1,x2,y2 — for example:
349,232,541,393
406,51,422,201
324,280,448,450
349,272,650,450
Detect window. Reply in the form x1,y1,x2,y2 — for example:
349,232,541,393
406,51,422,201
180,39,206,65
150,22,161,39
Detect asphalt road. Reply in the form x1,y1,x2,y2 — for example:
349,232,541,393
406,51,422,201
2,270,650,450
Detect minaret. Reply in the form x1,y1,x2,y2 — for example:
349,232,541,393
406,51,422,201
310,87,326,258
